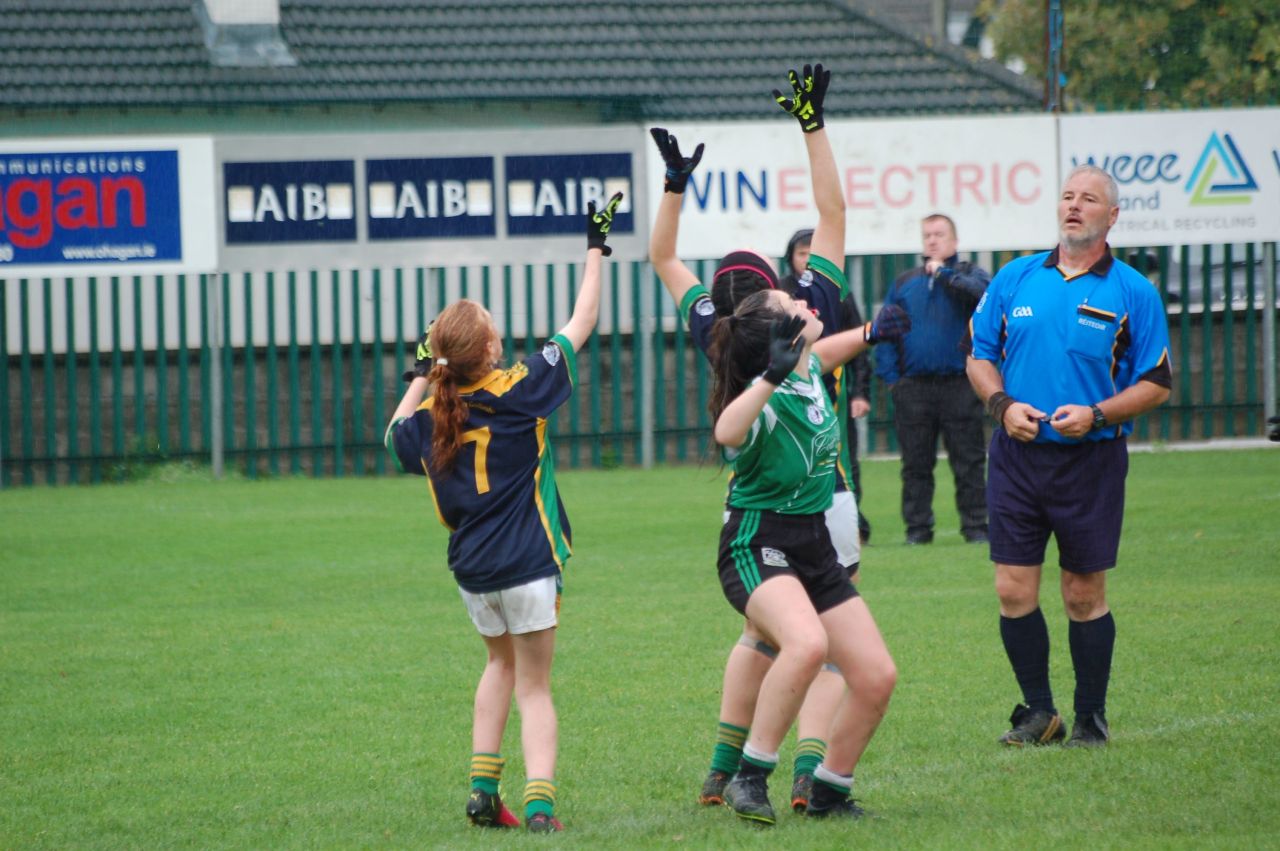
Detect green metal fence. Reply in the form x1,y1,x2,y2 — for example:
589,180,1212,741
3,245,1277,487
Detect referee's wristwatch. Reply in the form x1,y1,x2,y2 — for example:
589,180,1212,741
1089,404,1107,431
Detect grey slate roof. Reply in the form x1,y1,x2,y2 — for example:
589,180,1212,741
0,0,1040,119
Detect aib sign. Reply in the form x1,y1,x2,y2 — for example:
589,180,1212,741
223,160,356,244
365,156,495,240
504,153,633,237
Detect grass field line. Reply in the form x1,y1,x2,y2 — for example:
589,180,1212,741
869,708,1280,790
1121,707,1280,739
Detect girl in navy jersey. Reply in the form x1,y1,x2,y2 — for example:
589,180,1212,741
385,193,622,834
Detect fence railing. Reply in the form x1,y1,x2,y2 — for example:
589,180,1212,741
4,244,1277,486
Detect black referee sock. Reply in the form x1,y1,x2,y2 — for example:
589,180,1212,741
1000,608,1056,713
1069,611,1116,716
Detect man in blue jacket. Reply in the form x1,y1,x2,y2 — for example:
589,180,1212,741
875,214,990,545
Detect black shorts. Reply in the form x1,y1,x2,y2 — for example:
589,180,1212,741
719,508,859,616
987,429,1128,573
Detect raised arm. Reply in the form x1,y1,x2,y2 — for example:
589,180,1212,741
558,192,623,352
939,262,991,306
716,315,806,447
390,376,430,425
774,63,844,263
815,303,910,374
648,128,705,306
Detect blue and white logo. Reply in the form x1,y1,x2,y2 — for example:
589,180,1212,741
366,156,495,240
224,160,356,244
505,153,632,237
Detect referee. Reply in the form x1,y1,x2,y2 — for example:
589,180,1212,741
966,164,1172,748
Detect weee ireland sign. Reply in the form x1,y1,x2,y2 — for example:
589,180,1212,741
1059,108,1280,247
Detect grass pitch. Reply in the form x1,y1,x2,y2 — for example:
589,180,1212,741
2,449,1279,849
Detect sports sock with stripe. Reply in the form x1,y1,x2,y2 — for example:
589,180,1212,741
810,763,853,807
710,721,748,774
469,752,503,795
792,737,826,781
524,778,556,820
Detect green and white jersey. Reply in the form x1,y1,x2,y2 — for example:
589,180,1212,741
725,354,839,515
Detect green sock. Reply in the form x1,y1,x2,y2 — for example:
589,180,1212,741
524,778,556,819
470,752,502,795
710,722,748,774
793,737,827,781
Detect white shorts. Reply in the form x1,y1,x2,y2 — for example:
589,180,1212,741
722,489,861,569
459,575,560,637
826,490,860,569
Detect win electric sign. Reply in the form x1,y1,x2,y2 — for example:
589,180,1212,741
223,160,356,244
0,150,182,265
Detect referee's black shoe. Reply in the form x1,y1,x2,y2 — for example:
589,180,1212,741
998,703,1065,746
1065,711,1110,747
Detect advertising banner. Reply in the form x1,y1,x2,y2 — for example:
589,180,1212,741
1059,108,1280,247
366,156,496,240
0,137,216,276
646,115,1059,257
215,128,644,271
224,159,357,244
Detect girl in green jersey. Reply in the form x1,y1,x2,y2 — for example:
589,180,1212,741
706,288,907,824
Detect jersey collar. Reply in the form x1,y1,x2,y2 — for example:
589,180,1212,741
1044,244,1114,277
457,368,504,395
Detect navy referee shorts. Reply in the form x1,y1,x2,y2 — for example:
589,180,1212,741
987,429,1128,573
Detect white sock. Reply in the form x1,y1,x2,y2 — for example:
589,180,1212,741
814,763,853,792
742,742,779,768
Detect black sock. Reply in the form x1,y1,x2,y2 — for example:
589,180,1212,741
1069,611,1115,716
1000,608,1055,713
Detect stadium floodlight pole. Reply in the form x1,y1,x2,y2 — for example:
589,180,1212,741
1264,241,1277,429
207,275,224,479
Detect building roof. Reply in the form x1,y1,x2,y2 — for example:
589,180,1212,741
0,0,1041,120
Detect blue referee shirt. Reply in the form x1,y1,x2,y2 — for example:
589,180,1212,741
969,247,1171,445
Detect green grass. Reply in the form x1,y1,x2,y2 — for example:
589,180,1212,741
3,449,1279,849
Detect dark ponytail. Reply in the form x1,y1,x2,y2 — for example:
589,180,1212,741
707,289,783,422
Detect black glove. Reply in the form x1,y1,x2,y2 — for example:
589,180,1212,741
587,191,624,256
401,323,434,383
773,63,830,133
863,304,910,345
762,314,807,385
1268,415,1280,442
650,127,705,194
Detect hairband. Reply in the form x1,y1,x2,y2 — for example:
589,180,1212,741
713,264,778,287
436,357,449,366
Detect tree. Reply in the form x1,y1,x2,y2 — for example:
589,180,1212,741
976,0,1280,109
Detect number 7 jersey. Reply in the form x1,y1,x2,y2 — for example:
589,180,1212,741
385,335,577,594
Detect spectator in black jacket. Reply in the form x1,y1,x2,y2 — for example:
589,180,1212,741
874,214,991,545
